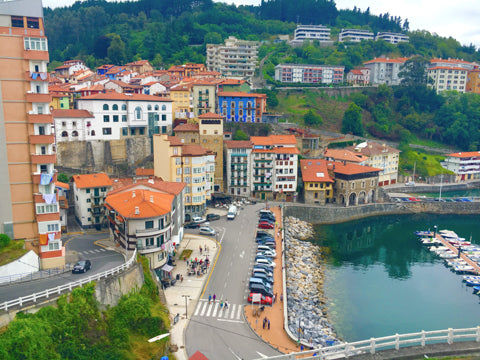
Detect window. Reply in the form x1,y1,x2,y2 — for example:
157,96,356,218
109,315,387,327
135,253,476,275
91,130,96,136
113,115,119,122
148,105,152,111
103,128,112,135
122,115,127,122
47,223,59,232
48,241,60,251
24,37,47,51
155,105,159,111
130,128,136,135
112,104,118,111
72,130,79,137
103,104,109,110
103,115,109,122
61,131,68,137
145,220,154,229
86,199,91,203
162,105,166,111
122,127,128,136
26,17,39,29
139,128,145,135
11,16,24,27
161,114,167,121
122,104,127,110
135,106,142,119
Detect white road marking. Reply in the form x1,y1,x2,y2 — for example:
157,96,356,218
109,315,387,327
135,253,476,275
206,302,213,317
218,319,244,324
230,304,236,319
228,347,243,360
240,250,245,259
256,351,269,358
211,303,219,317
237,305,242,319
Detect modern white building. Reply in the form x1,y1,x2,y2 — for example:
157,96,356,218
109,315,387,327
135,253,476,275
375,32,409,44
225,140,253,197
363,57,408,85
72,173,113,229
52,109,94,142
274,64,344,84
444,151,480,181
206,36,259,79
427,59,474,94
76,92,173,140
292,24,332,45
338,28,374,42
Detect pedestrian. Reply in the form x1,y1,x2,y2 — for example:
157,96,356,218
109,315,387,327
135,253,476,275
199,245,202,254
263,318,266,329
180,275,183,283
213,294,216,303
280,293,283,302
225,299,228,309
267,319,270,330
300,345,304,351
220,300,223,308
208,294,212,304
273,293,276,304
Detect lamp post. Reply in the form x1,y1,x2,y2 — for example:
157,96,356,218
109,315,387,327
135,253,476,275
182,294,190,319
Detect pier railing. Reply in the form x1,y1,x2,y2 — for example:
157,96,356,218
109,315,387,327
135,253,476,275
254,326,480,359
0,250,137,312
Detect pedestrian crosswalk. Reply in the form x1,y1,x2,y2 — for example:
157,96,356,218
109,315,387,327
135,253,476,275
193,299,244,321
77,248,107,255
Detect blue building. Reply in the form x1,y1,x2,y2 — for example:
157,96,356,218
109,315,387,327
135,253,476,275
217,92,258,123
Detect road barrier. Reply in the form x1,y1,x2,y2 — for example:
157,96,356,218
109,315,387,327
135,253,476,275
0,250,137,312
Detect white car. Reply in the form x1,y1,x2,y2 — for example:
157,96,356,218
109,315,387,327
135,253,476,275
405,181,415,187
192,217,207,224
257,249,276,258
199,226,216,236
255,258,276,268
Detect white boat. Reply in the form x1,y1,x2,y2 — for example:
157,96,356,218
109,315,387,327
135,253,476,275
431,246,449,253
463,275,480,281
439,252,457,259
421,238,442,246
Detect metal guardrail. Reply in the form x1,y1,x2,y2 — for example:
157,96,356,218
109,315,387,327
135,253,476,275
0,264,74,286
0,249,137,312
254,326,480,359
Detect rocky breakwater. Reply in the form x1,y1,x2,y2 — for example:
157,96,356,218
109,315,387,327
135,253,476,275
285,216,340,348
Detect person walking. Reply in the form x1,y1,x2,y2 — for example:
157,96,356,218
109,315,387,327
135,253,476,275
263,318,266,329
208,294,212,304
213,294,216,303
224,299,228,309
267,319,270,330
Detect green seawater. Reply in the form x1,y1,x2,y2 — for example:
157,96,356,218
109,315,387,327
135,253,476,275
314,214,480,342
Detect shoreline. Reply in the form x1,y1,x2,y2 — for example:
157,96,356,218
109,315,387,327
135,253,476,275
284,216,342,348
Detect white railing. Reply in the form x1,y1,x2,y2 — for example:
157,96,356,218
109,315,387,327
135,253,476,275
0,249,137,312
255,326,480,359
0,264,73,286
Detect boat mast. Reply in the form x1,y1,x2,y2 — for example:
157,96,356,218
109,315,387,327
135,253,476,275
439,171,443,200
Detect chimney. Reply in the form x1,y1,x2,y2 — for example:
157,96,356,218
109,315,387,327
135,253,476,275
150,195,154,203
343,160,347,166
132,190,136,198
134,206,140,215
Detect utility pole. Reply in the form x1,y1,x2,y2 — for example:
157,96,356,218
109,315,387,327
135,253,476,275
182,295,190,319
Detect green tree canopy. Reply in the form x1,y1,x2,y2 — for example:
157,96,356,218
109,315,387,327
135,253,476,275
233,129,249,140
342,102,364,136
303,109,323,126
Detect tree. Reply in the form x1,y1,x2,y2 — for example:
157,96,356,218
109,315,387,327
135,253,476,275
107,34,126,65
303,109,323,127
233,130,249,140
342,103,364,136
57,173,69,183
399,56,430,87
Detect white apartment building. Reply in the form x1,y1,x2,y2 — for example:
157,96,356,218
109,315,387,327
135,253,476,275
444,151,480,181
225,140,253,197
292,24,332,45
52,109,94,142
348,142,400,186
206,36,259,79
338,28,374,42
72,173,113,228
274,63,344,84
363,57,408,85
375,32,409,44
76,92,173,140
427,59,474,94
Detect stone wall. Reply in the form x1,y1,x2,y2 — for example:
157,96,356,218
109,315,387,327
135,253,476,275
390,181,480,194
285,202,480,225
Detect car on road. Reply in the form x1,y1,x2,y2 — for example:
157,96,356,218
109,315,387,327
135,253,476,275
192,217,207,224
206,213,221,221
184,222,200,229
199,226,216,236
72,260,91,274
247,292,273,305
258,221,274,229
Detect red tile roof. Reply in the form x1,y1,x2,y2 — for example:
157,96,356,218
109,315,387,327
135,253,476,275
218,91,256,97
106,189,173,219
198,112,223,119
219,79,245,85
73,173,113,188
300,159,334,183
173,123,199,132
430,58,473,65
182,144,213,156
324,148,368,163
224,140,253,149
135,168,154,176
429,66,468,71
78,92,173,102
108,178,185,196
446,151,480,158
268,134,297,145
167,135,183,146
55,181,70,190
364,57,408,64
51,109,94,118
326,160,382,175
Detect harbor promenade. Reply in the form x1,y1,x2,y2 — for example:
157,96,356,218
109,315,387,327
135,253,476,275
435,232,480,274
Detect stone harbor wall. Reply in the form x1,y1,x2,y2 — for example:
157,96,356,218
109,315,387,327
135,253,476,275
284,216,341,347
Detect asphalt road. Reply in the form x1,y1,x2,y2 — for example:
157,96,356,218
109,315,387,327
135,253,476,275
0,232,124,304
185,204,282,360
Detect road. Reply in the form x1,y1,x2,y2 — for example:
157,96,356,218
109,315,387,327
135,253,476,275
185,204,282,360
0,232,124,304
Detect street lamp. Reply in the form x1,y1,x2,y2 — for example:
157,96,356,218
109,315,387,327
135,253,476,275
182,294,190,319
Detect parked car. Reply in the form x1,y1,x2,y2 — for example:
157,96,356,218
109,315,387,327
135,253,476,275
249,277,273,290
184,222,200,229
72,260,91,274
257,249,276,258
405,181,415,187
257,245,276,253
255,258,276,268
199,226,216,236
257,231,272,237
260,213,276,221
253,263,274,272
259,216,275,224
206,213,220,221
247,292,273,305
460,198,473,202
408,197,421,202
258,221,274,229
252,267,273,278
257,240,276,248
192,217,207,224
249,284,273,298
252,272,274,284
259,209,275,218
256,235,274,243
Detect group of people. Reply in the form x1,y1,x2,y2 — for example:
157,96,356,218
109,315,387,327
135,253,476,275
263,316,271,330
208,294,229,309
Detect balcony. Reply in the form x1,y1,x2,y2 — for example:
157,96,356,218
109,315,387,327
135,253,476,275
31,153,56,164
36,212,60,222
29,134,54,144
135,226,170,237
26,93,52,103
33,171,57,185
90,192,104,199
28,113,53,124
34,193,59,204
24,49,49,61
137,243,164,254
25,71,48,82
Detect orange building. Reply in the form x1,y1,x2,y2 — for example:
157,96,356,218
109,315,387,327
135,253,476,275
0,0,64,268
467,69,480,94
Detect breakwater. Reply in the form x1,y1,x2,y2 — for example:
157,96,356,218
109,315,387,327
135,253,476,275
285,202,480,225
284,217,340,347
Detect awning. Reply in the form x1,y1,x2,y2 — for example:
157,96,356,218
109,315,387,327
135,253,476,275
161,264,173,272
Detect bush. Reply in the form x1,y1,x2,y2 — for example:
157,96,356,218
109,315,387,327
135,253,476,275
0,234,11,248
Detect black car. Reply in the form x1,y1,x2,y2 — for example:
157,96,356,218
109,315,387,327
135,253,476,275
206,213,220,221
72,260,91,274
184,222,200,229
257,239,276,247
260,214,276,222
256,235,275,242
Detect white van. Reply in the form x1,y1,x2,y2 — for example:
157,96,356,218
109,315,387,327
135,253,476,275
227,205,237,220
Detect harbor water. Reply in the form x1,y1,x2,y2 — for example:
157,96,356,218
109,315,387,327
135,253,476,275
314,213,480,342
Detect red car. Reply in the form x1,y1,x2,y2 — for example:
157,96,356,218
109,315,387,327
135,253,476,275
247,292,273,305
408,197,421,202
258,221,274,229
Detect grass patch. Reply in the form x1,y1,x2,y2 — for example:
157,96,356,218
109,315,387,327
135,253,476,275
179,249,192,260
399,149,454,177
0,240,27,266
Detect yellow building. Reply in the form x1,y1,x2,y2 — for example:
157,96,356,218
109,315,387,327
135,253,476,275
300,159,334,204
0,0,64,268
153,134,215,220
170,83,193,119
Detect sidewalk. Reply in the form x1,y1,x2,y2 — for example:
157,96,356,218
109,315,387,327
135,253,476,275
244,206,300,354
164,233,220,360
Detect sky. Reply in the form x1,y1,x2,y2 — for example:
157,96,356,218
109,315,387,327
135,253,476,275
41,0,480,48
